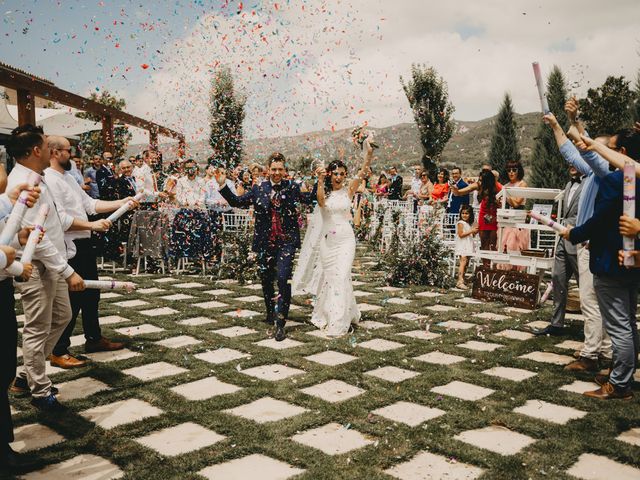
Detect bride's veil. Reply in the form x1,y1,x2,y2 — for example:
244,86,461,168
292,203,324,296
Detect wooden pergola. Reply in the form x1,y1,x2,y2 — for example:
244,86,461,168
0,62,185,154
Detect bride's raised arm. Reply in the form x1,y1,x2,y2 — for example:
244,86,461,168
316,167,327,207
349,137,374,198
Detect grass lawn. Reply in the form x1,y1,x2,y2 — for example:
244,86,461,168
7,246,640,479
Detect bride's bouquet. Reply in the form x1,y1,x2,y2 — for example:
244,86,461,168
351,125,379,150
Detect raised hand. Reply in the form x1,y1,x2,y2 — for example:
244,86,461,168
565,97,579,124
619,215,640,238
543,112,559,127
315,166,326,180
7,183,41,207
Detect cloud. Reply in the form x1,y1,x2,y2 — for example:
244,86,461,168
122,0,640,144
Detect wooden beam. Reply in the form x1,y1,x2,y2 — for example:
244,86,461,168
101,115,114,155
16,89,35,126
0,64,184,142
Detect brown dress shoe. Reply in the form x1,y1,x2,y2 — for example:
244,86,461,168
49,354,88,369
583,382,633,400
594,368,612,386
564,357,599,372
85,337,125,353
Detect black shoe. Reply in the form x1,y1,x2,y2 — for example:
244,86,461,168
31,393,67,413
533,325,565,336
274,326,286,342
262,312,275,325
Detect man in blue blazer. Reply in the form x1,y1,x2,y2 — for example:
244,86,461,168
566,168,640,400
216,153,315,341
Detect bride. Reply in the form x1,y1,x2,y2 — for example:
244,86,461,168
293,139,373,337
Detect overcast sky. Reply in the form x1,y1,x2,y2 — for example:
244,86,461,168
1,0,639,145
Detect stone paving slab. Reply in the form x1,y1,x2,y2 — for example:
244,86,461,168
135,422,225,457
123,362,188,381
473,312,510,321
358,339,405,351
437,320,475,330
427,305,457,313
494,329,534,341
358,320,391,330
113,299,149,308
21,454,124,480
304,351,358,366
300,379,366,403
172,282,206,289
177,316,217,326
559,380,600,394
255,338,304,350
199,454,305,480
114,324,164,336
80,399,163,430
454,426,536,456
291,423,374,455
224,397,308,423
518,351,573,365
414,351,466,365
100,315,132,325
224,309,261,318
458,340,504,352
431,381,494,401
385,451,483,480
513,399,587,425
397,330,441,341
155,335,202,348
391,312,427,321
160,293,195,301
56,377,111,401
567,453,640,480
617,427,640,447
140,307,179,317
11,423,65,453
212,326,258,338
195,348,251,365
372,401,445,427
415,291,442,298
203,288,234,295
240,364,305,381
171,376,242,401
84,348,141,363
365,366,419,383
482,367,537,382
194,300,229,309
358,303,383,312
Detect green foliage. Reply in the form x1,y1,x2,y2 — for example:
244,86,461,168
378,212,453,288
488,93,521,184
216,229,259,285
632,70,640,124
209,67,246,169
76,91,132,159
401,64,455,179
530,66,570,189
579,76,634,136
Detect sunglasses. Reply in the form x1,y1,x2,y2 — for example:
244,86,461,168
507,167,518,172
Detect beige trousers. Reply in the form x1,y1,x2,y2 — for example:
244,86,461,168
577,244,612,359
16,263,72,398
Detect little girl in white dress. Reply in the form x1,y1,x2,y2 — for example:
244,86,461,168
455,204,477,289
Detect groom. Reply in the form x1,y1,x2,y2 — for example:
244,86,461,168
216,153,315,341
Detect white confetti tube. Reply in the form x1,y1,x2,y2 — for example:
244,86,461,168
532,62,550,114
106,193,144,222
20,204,49,265
528,210,567,235
623,160,636,266
83,280,136,291
4,261,24,277
0,172,41,245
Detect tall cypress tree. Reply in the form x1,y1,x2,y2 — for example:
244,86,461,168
400,65,455,180
632,69,640,124
529,66,570,189
209,67,246,168
488,93,520,184
579,76,633,136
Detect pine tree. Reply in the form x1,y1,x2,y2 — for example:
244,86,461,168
209,67,246,168
400,65,455,179
76,91,132,159
488,93,521,184
530,66,570,189
632,69,640,124
579,76,634,136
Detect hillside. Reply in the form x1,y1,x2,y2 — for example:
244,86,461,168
132,112,542,176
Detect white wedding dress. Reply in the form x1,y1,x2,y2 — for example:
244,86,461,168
294,187,360,336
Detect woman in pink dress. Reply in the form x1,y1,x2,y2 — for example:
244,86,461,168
498,161,529,270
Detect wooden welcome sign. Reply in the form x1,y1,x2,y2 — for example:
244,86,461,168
471,266,541,309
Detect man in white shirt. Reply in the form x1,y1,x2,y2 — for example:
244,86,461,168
6,125,84,412
45,136,136,369
133,149,158,194
175,159,205,207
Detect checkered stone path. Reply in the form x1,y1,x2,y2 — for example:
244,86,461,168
10,252,640,479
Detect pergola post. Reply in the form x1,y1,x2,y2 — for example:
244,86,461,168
101,115,114,155
16,89,35,126
149,128,159,152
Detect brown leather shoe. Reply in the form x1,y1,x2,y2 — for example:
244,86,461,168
49,353,88,369
583,382,633,400
85,337,125,353
594,368,612,386
564,357,599,372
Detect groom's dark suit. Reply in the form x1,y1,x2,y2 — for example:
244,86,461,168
220,179,314,325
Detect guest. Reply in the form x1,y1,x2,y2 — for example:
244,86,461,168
69,156,85,188
6,125,85,412
45,136,132,366
430,168,450,205
497,161,530,269
534,165,583,336
84,154,101,199
236,169,252,196
374,174,389,198
405,166,424,211
446,166,469,214
133,149,158,194
116,159,137,199
175,159,205,208
414,171,433,204
96,151,118,200
387,165,403,200
455,204,478,289
476,170,501,267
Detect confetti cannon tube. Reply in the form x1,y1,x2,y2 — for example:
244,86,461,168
83,280,136,291
106,193,144,222
20,204,49,265
4,260,24,277
623,160,636,266
0,172,41,245
528,210,568,235
532,62,550,114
